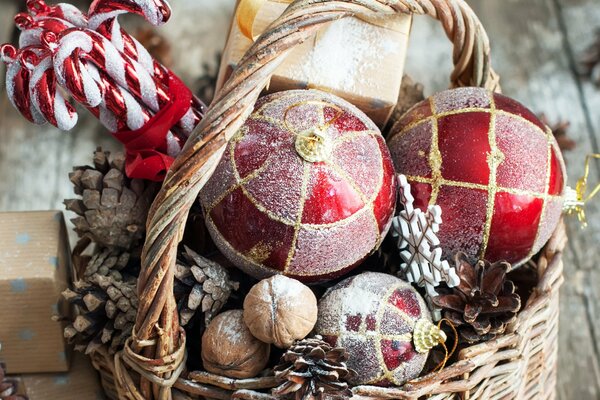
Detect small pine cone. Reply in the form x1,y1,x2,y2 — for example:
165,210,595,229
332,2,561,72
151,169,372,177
174,247,239,326
62,273,138,354
272,336,356,400
432,253,522,344
64,148,158,252
0,363,26,400
83,248,131,280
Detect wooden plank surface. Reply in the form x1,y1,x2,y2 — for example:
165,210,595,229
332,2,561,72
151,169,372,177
0,0,599,398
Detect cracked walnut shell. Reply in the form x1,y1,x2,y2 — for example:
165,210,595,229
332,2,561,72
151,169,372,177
243,275,318,348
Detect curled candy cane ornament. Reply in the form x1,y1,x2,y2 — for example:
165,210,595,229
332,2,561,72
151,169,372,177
2,0,202,180
20,47,78,130
1,44,45,124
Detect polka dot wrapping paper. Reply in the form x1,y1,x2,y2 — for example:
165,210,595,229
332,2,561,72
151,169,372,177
0,211,72,374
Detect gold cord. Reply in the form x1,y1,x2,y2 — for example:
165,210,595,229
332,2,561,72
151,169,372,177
564,154,600,228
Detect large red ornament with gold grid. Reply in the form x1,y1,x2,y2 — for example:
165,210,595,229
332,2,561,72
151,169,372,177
315,272,431,386
388,87,566,266
199,90,397,282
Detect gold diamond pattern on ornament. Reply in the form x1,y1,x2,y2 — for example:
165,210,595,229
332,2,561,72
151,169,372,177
394,92,562,262
204,94,388,276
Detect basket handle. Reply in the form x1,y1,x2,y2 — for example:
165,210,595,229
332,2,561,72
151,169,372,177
118,1,499,398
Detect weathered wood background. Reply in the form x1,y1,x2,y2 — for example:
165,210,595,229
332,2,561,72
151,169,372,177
0,0,598,398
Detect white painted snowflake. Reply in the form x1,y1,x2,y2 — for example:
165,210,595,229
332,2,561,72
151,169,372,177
391,175,460,320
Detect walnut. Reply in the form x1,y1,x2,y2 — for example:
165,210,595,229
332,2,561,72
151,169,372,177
201,310,270,378
243,276,317,348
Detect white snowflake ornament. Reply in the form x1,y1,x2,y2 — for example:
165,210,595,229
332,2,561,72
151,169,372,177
391,175,460,320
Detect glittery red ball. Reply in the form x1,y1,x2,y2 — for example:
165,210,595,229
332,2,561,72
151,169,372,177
388,87,566,266
200,90,397,282
315,272,431,386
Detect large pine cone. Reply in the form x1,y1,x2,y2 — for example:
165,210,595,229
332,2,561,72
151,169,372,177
62,273,137,354
0,363,26,400
273,336,356,400
432,253,522,343
64,148,157,252
174,247,239,326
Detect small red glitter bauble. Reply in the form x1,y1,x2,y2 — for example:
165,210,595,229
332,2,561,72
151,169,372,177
199,90,397,282
388,87,567,266
315,272,431,386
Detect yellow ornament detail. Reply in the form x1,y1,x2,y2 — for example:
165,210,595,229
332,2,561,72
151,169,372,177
295,128,333,163
413,318,447,354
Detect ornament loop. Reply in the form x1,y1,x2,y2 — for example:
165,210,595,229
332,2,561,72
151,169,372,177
564,153,600,228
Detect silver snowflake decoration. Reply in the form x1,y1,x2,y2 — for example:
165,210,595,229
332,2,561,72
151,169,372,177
391,175,460,320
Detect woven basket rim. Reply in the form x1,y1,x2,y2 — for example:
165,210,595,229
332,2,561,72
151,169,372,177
101,1,564,400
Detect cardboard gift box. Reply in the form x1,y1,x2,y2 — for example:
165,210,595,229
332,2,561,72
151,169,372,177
217,0,412,127
0,211,72,374
11,353,105,399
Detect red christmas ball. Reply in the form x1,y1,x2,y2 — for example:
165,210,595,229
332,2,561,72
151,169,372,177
388,87,566,266
200,90,397,282
315,272,432,386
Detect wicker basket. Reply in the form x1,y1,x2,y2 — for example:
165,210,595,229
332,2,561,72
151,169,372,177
86,1,567,399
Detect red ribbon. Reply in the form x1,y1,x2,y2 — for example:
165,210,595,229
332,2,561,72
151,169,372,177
112,72,192,181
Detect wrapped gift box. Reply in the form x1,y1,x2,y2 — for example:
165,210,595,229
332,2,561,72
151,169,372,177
217,0,412,127
11,353,105,399
0,211,72,374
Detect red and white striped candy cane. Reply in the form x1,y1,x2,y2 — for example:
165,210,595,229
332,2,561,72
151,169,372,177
26,0,87,27
88,0,170,83
87,0,202,134
1,44,45,124
20,47,78,130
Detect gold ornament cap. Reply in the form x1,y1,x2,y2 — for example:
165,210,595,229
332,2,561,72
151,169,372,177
295,128,333,163
413,318,447,354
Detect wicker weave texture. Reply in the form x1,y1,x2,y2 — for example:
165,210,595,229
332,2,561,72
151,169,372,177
81,1,566,399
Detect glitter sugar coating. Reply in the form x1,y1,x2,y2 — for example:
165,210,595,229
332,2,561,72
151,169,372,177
388,87,567,266
199,90,397,282
315,272,431,386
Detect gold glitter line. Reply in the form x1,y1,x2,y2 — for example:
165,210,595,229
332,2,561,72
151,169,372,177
404,175,562,200
525,126,554,263
333,130,380,144
325,160,382,246
283,162,312,273
249,114,290,132
372,285,399,385
429,97,443,205
479,94,501,259
204,213,278,276
204,159,273,215
393,107,547,143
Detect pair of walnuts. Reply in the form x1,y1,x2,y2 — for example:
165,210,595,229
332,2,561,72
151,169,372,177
201,275,318,378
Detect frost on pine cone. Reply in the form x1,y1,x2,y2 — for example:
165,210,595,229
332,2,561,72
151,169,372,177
272,335,356,400
432,253,521,343
82,248,132,279
175,247,239,326
64,148,157,252
0,363,25,400
62,273,137,354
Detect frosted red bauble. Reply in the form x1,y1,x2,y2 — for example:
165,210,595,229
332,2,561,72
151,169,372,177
199,90,397,282
388,87,566,266
315,272,431,386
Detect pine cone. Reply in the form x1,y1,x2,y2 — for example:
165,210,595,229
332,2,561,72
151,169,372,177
174,246,239,326
539,114,576,152
272,335,356,400
83,248,132,279
432,253,521,344
62,273,137,354
64,147,157,252
0,363,26,400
